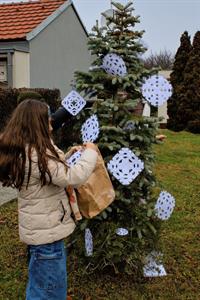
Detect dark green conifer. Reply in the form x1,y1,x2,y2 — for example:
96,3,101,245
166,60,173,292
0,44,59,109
167,31,192,131
177,31,200,133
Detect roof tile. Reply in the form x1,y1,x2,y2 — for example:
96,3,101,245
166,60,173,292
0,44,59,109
0,0,66,40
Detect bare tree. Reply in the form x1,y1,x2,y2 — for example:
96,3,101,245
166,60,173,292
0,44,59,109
142,49,175,70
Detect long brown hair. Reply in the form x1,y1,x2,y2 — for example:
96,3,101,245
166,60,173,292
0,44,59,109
0,99,66,190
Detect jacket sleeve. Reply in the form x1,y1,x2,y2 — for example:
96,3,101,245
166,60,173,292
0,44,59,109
51,142,79,161
48,149,98,188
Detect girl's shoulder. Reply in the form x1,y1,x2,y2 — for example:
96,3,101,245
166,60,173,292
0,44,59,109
25,146,38,164
25,142,65,163
49,141,65,161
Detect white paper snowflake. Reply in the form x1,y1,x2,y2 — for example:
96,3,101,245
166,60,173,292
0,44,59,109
85,228,93,257
143,251,167,277
107,148,144,185
66,150,83,167
102,53,127,77
123,121,135,131
116,228,129,236
61,90,86,116
81,114,99,143
141,75,172,107
155,191,175,220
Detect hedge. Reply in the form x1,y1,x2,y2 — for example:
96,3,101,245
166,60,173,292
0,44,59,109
0,88,92,149
0,88,61,131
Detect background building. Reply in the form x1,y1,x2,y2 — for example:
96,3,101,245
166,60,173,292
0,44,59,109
0,0,92,97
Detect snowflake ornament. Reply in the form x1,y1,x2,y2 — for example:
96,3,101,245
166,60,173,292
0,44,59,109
155,191,175,220
81,114,100,143
107,147,144,185
85,228,93,257
66,150,83,167
61,90,86,116
116,228,129,236
141,75,172,107
123,121,135,132
102,53,127,77
143,251,167,277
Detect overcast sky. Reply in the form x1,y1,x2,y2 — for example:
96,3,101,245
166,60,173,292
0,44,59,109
1,0,199,56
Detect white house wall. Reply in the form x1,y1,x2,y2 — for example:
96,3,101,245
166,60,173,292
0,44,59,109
158,101,168,123
29,5,92,98
13,51,30,88
158,70,171,124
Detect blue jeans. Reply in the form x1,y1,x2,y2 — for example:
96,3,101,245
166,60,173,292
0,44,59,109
26,240,67,300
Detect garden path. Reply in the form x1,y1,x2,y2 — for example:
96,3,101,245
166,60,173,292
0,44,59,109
0,183,17,206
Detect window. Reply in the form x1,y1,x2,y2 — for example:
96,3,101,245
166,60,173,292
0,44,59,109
0,58,7,82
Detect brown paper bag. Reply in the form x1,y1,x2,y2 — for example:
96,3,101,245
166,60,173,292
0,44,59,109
76,149,115,218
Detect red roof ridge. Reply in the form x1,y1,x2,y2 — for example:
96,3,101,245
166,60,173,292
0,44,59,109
0,0,65,5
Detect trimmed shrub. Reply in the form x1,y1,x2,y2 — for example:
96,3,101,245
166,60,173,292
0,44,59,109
0,88,18,131
0,88,78,148
17,91,44,104
0,88,61,132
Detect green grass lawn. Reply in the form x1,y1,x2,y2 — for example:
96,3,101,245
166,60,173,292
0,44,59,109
0,130,200,300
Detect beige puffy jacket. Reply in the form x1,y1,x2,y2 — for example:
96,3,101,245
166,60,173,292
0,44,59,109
18,145,97,245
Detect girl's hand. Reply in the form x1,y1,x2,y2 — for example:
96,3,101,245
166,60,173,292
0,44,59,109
72,145,83,152
66,146,83,158
84,143,98,151
70,145,83,154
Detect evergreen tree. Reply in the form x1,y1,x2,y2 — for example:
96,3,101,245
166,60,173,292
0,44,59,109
72,1,161,274
167,31,192,131
177,31,200,133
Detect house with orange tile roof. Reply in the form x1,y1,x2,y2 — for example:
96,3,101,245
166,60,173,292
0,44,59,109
0,0,92,96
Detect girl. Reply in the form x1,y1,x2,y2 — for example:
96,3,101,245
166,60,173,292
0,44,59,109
0,99,97,300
